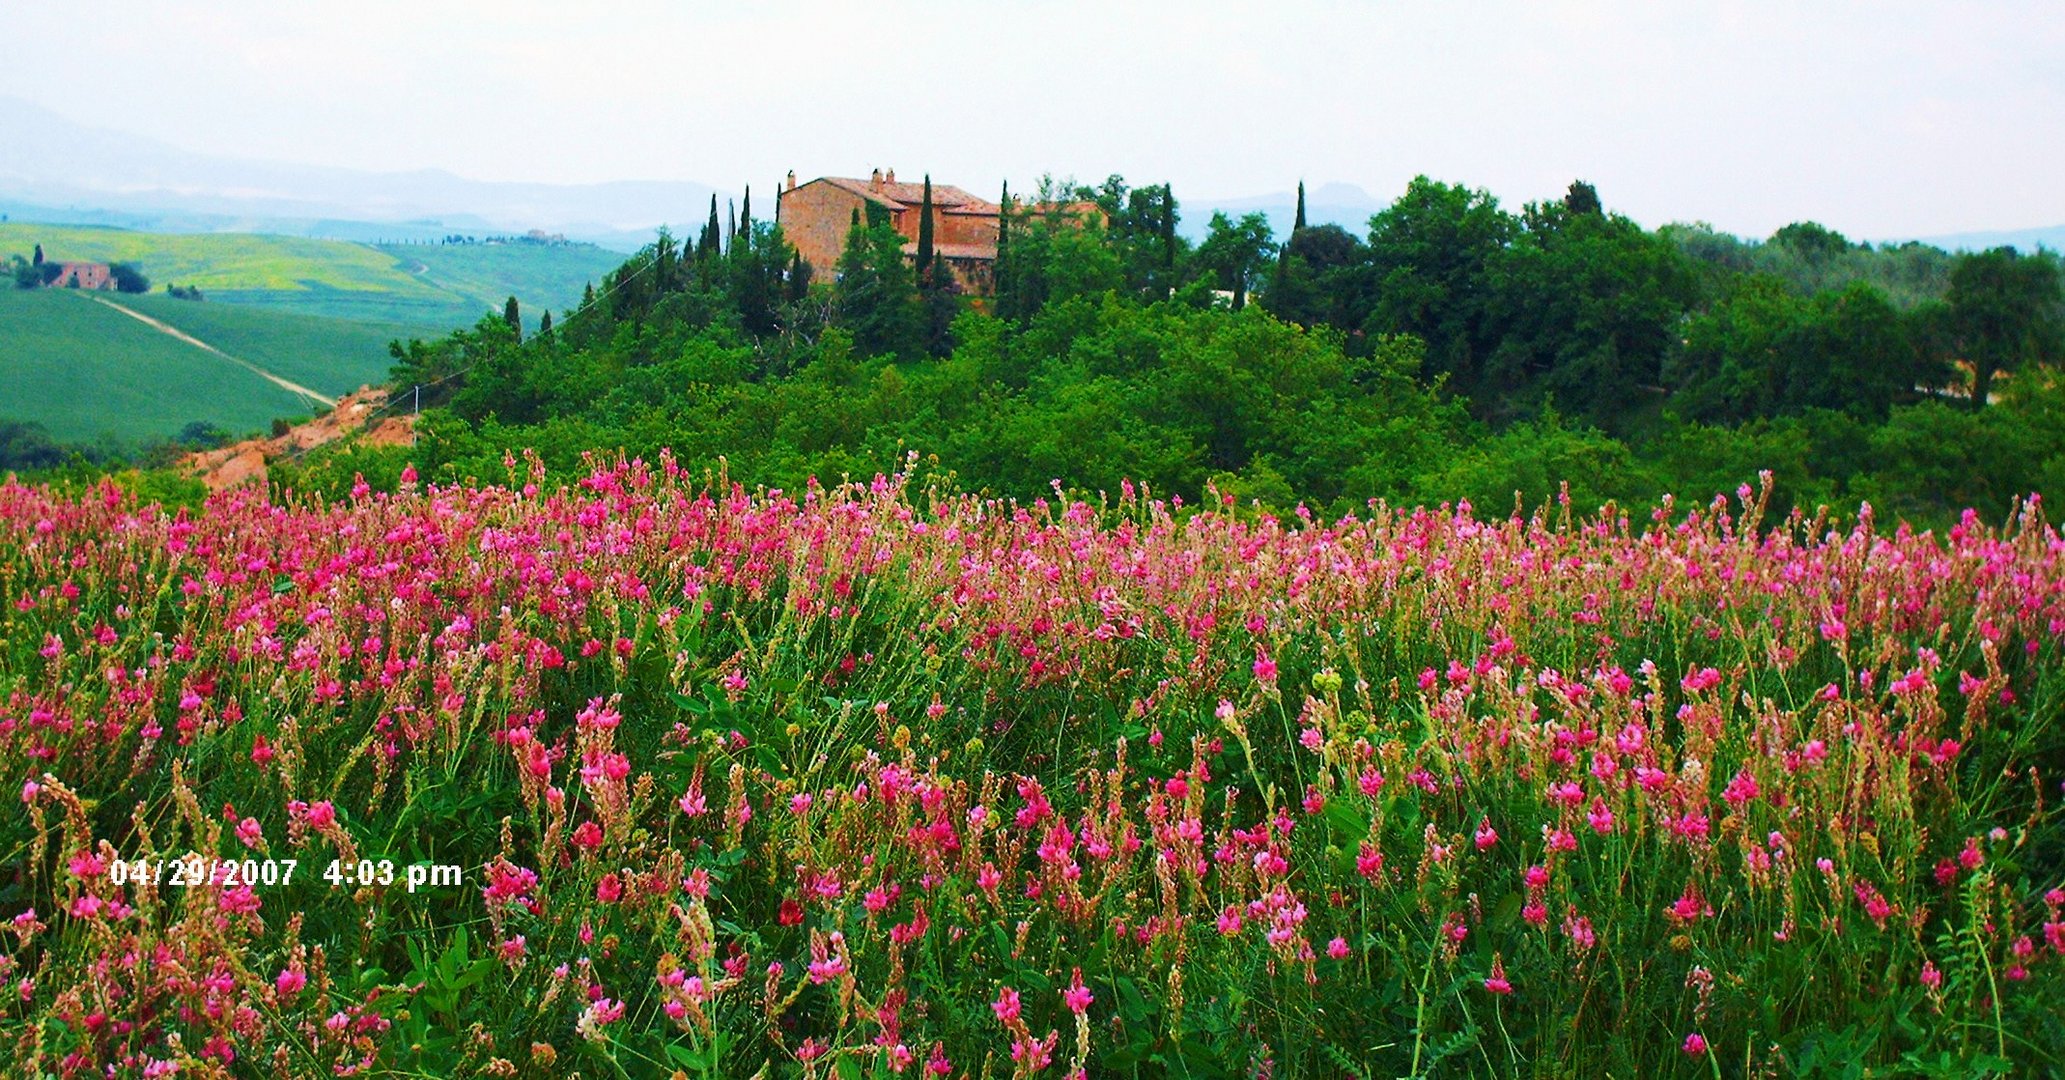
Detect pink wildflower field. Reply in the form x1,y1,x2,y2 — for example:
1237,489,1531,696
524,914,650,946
3,460,2063,1077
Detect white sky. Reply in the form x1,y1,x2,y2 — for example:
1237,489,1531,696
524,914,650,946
5,0,2060,239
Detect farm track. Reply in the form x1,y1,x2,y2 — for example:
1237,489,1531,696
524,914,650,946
81,294,338,408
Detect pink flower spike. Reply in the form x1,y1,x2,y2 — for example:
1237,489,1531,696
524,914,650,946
1683,1033,1707,1055
992,986,1021,1023
1062,968,1094,1015
1483,954,1513,995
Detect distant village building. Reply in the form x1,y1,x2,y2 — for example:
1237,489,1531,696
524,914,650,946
776,168,1103,296
45,262,114,290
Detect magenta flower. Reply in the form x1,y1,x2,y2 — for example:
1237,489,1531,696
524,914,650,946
992,986,1022,1023
1062,968,1094,1015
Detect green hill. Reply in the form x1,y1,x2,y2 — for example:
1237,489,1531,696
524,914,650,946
0,223,624,330
0,288,400,445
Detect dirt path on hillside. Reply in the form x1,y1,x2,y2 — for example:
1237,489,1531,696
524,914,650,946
84,295,338,409
180,385,416,490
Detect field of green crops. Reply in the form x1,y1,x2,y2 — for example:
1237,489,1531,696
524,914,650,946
0,289,398,444
0,224,626,444
0,223,623,328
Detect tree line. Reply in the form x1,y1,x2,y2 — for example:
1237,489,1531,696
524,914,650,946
22,174,2065,526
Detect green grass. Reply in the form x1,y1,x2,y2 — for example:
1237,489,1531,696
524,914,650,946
0,223,628,445
371,242,625,327
0,223,624,332
118,292,408,400
0,288,398,445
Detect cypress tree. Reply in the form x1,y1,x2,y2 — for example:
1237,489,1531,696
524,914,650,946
739,185,753,248
994,181,1012,318
700,196,720,261
582,282,596,309
1161,187,1176,271
32,244,43,266
654,228,674,291
538,309,553,336
787,251,811,302
916,174,935,280
726,199,737,252
1294,180,1307,233
503,296,522,340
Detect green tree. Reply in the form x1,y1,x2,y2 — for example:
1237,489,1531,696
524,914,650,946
1944,246,2064,409
108,262,150,293
1563,180,1602,218
1770,221,1852,261
995,181,1014,319
503,296,522,340
698,195,721,263
995,184,1122,322
833,219,922,359
1482,195,1694,427
916,175,935,280
1361,176,1517,389
1193,210,1274,310
32,244,44,266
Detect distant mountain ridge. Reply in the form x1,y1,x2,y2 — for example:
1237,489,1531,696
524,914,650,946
6,97,2058,256
1899,225,2065,254
1183,182,1385,241
0,97,724,251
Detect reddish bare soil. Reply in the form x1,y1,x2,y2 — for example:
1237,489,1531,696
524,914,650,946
182,386,415,491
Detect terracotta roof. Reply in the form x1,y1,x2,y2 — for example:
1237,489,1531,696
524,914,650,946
814,176,999,214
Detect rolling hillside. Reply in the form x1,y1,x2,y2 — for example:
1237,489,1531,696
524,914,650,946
0,288,401,445
0,222,624,329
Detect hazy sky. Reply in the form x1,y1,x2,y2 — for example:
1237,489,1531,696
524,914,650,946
5,0,2060,239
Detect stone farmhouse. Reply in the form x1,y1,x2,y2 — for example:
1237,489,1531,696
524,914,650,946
776,169,1103,296
45,262,114,290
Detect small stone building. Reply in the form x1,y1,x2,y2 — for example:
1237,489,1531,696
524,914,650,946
46,262,114,290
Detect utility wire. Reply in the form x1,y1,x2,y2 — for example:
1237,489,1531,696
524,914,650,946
277,245,673,465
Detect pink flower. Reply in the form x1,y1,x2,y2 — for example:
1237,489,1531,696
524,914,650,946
275,969,305,997
1683,1033,1707,1055
1356,842,1384,881
1253,652,1278,685
1586,797,1615,835
1062,968,1094,1015
992,986,1022,1023
1474,818,1498,851
305,801,337,830
1327,936,1351,960
1483,954,1512,995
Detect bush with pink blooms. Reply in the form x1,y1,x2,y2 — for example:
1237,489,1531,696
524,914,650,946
2,462,2062,1077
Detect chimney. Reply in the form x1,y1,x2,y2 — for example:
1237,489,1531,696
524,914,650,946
885,168,896,185
870,168,883,192
786,169,796,192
